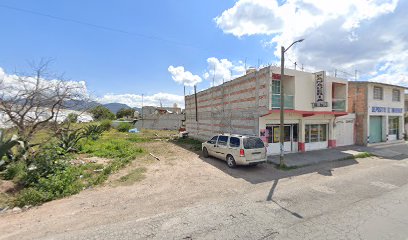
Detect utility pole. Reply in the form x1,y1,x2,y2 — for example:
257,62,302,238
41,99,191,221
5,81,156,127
141,93,144,129
194,85,198,122
279,39,304,168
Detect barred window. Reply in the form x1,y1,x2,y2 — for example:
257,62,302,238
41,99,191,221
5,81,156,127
392,89,400,102
373,86,383,100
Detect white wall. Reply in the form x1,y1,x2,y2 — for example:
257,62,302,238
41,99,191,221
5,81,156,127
269,67,348,112
366,83,405,141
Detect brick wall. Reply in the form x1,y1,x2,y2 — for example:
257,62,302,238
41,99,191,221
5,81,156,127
348,83,367,145
185,66,271,140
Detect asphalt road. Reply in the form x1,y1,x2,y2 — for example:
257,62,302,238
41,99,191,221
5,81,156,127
1,143,408,240
50,159,408,239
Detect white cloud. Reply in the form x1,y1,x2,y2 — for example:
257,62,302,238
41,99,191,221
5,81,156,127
168,65,202,87
97,92,184,108
203,57,246,86
214,0,283,37
0,67,89,98
216,0,408,87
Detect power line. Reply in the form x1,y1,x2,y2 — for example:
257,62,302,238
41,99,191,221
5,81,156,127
0,3,205,50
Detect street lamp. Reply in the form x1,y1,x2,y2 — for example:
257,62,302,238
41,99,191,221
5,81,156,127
279,39,304,168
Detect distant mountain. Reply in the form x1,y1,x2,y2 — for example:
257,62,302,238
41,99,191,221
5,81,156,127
64,100,100,111
103,103,132,114
133,107,142,113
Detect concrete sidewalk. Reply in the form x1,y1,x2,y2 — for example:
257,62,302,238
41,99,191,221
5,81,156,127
268,143,407,167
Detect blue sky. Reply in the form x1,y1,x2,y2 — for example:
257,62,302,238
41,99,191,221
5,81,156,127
0,0,407,107
0,0,272,105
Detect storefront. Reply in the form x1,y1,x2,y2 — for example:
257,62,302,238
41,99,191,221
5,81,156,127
304,123,328,151
259,111,347,155
367,106,404,144
265,123,298,154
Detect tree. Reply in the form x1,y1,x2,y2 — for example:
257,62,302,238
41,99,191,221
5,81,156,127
0,59,87,160
89,106,115,121
116,108,135,119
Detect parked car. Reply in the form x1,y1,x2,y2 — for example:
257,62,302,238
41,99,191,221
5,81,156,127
202,134,267,168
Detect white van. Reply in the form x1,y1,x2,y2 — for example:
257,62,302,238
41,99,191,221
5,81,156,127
202,134,267,168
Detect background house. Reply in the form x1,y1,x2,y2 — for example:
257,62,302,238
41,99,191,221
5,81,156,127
348,82,406,145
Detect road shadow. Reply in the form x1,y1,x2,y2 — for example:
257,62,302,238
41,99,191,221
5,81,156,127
199,155,358,184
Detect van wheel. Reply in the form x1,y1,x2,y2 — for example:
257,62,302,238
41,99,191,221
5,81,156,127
226,155,236,168
203,147,209,158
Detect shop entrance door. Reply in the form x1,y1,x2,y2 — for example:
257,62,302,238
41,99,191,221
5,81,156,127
369,116,383,143
266,124,298,155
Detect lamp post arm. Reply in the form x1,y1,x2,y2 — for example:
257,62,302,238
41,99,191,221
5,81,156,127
284,39,304,53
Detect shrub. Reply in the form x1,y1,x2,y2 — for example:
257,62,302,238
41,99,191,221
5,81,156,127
3,161,27,181
36,167,83,198
99,119,112,131
83,124,104,140
66,113,78,123
22,147,70,186
14,188,49,207
117,122,133,132
56,128,85,153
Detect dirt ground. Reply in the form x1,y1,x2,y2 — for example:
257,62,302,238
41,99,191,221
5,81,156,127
0,140,250,239
1,141,408,239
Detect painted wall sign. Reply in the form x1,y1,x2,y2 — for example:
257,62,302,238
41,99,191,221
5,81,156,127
312,71,328,107
371,106,403,113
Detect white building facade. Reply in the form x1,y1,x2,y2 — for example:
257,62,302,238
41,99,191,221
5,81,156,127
348,82,405,145
259,67,353,155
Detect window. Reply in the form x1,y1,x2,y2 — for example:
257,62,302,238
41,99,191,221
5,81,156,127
217,136,228,146
229,137,240,148
305,125,310,143
243,137,265,149
305,124,327,143
266,126,273,143
373,86,383,100
392,89,401,102
388,117,399,135
208,136,218,144
272,80,280,94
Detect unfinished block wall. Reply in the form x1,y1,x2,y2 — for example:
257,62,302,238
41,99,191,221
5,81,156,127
185,67,271,140
348,82,368,145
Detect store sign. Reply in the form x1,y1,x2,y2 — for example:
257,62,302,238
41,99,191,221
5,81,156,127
371,106,403,113
312,71,328,107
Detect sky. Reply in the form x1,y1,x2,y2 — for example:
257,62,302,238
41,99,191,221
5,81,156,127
0,0,407,108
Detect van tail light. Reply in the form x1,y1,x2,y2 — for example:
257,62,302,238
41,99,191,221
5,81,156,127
240,149,245,157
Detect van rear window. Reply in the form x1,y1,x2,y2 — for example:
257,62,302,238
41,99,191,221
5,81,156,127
243,137,265,149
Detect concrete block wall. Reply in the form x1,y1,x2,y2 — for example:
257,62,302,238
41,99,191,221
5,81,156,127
134,114,184,130
185,66,271,140
348,82,368,145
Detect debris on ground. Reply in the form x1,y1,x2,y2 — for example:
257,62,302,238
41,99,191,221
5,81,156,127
149,153,160,161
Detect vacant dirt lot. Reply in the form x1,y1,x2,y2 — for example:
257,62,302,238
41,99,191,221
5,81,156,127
1,141,408,239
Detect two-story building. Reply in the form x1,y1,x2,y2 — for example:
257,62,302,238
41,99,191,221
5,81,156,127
348,82,406,145
185,66,353,155
405,93,408,138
